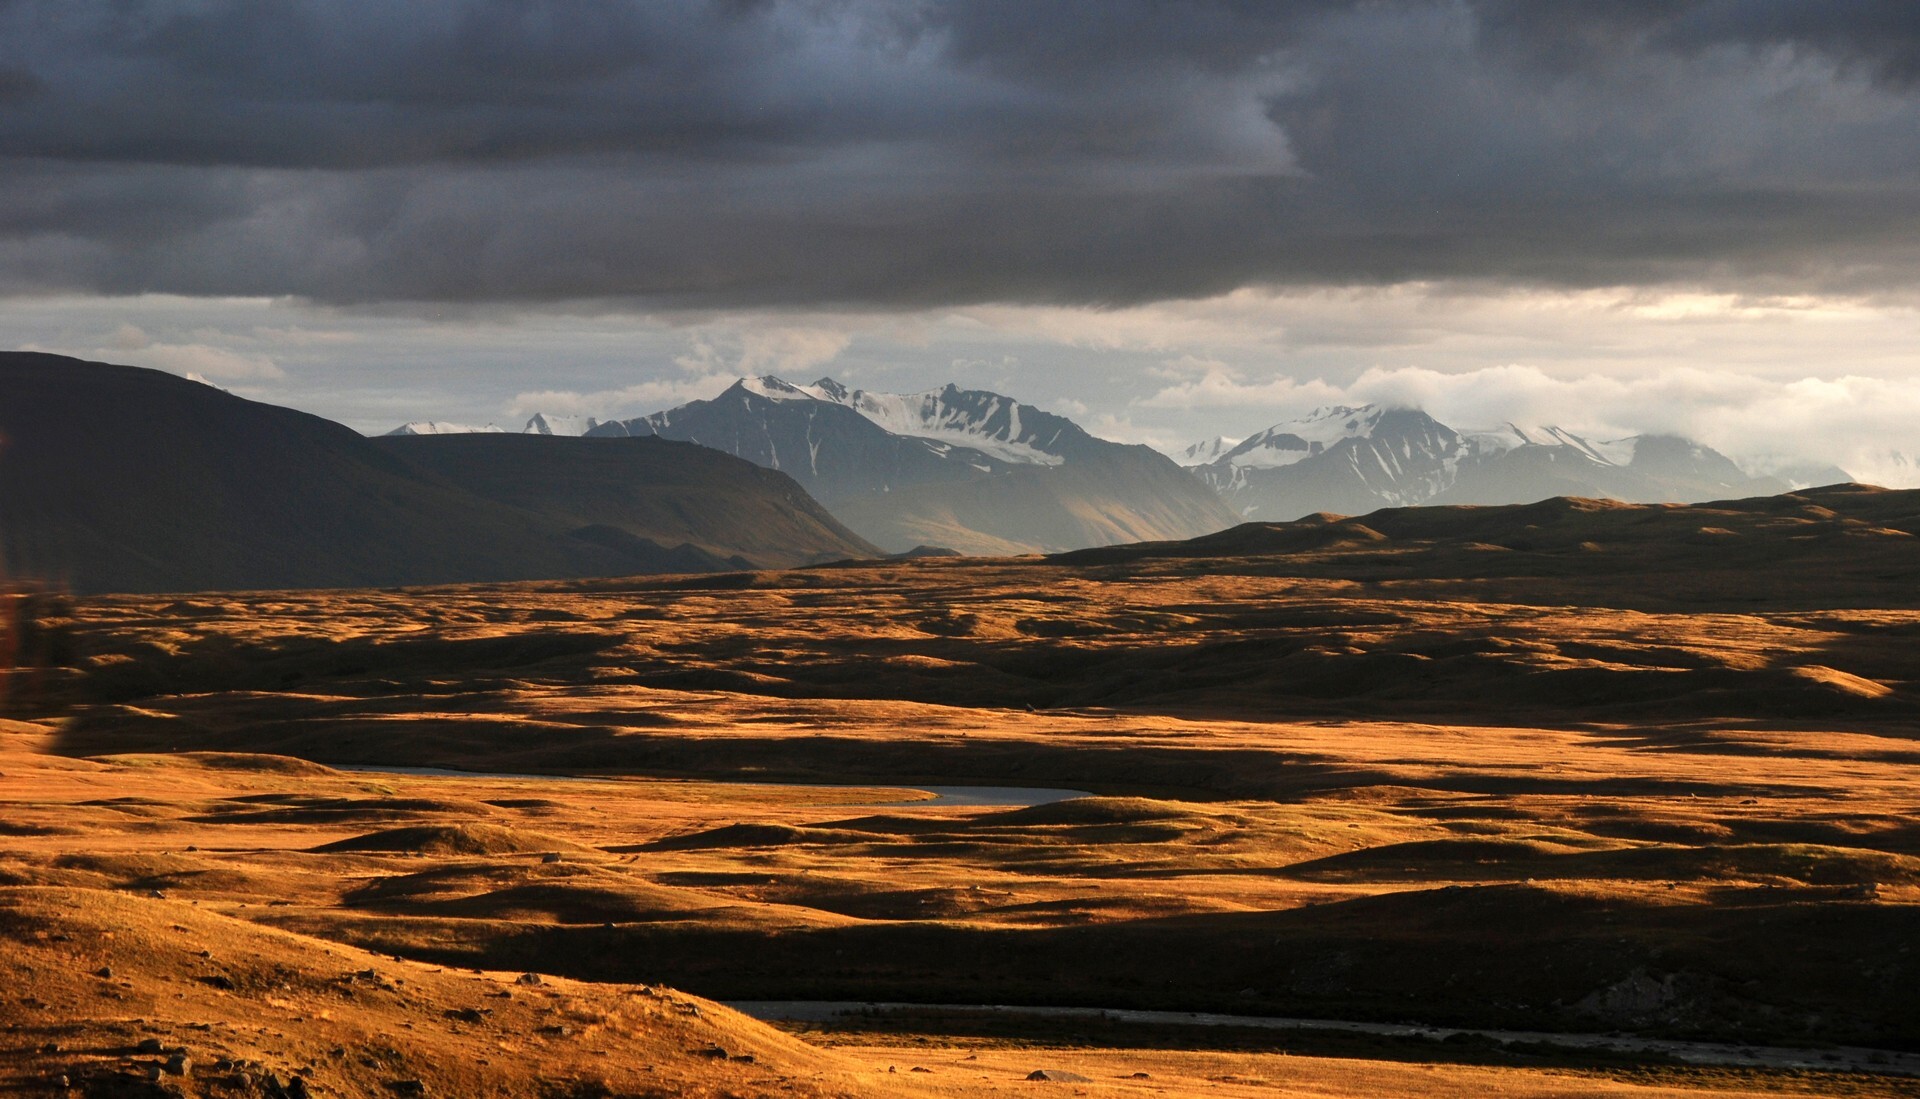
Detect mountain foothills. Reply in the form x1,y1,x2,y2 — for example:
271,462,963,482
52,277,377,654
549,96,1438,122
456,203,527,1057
0,354,876,594
1182,405,1852,521
578,376,1240,555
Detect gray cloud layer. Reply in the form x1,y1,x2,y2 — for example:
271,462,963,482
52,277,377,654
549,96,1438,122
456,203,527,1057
2,0,1918,306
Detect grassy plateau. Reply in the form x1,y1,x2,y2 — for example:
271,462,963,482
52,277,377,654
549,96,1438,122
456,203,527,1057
4,485,1920,1096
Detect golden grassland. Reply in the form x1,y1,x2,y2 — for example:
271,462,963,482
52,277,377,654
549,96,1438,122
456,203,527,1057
3,722,1916,1097
6,487,1920,1095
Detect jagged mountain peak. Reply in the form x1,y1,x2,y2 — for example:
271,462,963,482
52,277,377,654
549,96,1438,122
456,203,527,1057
522,412,605,436
1192,401,1790,521
1176,436,1239,467
732,375,820,402
718,374,1087,467
586,374,1235,555
810,376,852,401
1215,404,1453,472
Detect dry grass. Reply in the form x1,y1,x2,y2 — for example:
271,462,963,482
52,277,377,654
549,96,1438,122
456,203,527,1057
7,489,1920,1094
14,725,1908,1096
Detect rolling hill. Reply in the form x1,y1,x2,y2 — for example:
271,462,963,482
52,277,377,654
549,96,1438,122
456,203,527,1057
372,432,878,572
0,353,875,593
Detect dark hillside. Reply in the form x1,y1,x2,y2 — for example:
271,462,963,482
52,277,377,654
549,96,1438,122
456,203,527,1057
0,354,872,593
372,432,878,567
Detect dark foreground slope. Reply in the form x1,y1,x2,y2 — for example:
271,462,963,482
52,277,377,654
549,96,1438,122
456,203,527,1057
372,433,878,571
0,354,874,593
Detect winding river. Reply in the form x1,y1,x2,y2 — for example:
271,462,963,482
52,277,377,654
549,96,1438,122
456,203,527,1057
726,1000,1920,1077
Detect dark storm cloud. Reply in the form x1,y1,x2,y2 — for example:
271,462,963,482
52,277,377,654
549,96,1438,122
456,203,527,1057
0,0,1918,306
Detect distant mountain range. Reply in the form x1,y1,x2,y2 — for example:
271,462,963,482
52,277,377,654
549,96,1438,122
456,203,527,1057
394,381,1865,543
0,355,1881,596
575,376,1239,555
387,412,603,436
0,354,876,593
1182,405,1854,520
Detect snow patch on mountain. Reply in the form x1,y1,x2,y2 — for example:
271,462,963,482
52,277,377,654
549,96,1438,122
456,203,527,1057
740,375,1068,466
736,376,823,402
1176,436,1239,467
1218,405,1387,470
1461,423,1638,466
522,413,604,436
382,414,608,436
385,421,506,436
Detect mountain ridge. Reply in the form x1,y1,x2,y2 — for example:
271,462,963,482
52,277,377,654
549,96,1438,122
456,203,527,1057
381,384,1860,535
583,375,1238,555
0,353,875,593
1190,403,1819,520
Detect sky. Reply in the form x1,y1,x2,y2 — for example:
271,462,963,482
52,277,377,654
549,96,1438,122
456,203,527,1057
4,1,1920,481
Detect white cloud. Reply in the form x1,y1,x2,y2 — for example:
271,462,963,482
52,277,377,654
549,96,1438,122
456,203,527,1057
1136,363,1346,410
507,375,730,419
670,321,858,376
1079,411,1181,451
512,322,856,419
19,336,286,381
131,342,287,381
6,288,1920,484
736,327,851,376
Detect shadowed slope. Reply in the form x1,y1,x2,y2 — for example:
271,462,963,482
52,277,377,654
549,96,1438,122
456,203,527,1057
373,433,878,568
0,354,873,593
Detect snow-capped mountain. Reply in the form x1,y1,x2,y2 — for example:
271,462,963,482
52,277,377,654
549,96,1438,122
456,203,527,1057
1460,423,1634,466
1175,436,1239,467
588,376,1237,555
382,384,1860,543
522,412,603,436
1195,404,1800,520
386,420,507,436
381,413,601,437
737,376,1072,466
1216,406,1395,469
1194,406,1470,518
